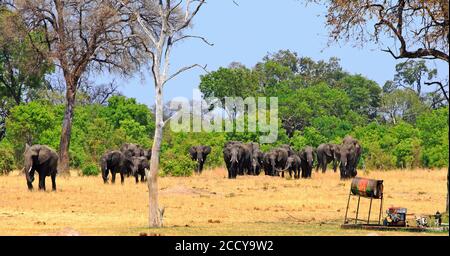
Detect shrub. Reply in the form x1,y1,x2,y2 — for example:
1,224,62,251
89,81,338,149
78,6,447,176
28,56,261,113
81,163,100,176
160,150,196,177
0,141,15,175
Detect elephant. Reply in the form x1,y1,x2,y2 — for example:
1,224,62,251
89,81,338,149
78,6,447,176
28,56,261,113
120,143,142,158
189,146,211,174
342,136,362,168
299,146,315,178
316,143,339,173
223,142,248,179
280,144,296,156
281,155,302,179
263,148,289,177
100,150,130,184
120,143,151,176
129,156,149,183
23,144,59,191
249,149,264,176
335,143,358,179
336,136,362,180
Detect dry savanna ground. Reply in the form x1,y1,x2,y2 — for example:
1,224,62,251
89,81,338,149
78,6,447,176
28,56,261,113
0,168,448,236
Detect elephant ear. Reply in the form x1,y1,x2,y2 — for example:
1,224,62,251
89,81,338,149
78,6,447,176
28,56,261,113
277,150,284,162
324,145,333,157
203,146,211,155
188,147,197,160
37,147,52,164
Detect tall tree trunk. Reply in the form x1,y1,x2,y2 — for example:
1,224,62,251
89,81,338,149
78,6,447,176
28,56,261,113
58,78,77,175
148,82,163,227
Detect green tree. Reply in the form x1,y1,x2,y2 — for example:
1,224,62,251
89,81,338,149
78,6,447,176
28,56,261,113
392,60,438,96
199,66,260,119
0,8,53,139
101,96,155,137
338,75,382,121
379,89,430,124
417,107,449,168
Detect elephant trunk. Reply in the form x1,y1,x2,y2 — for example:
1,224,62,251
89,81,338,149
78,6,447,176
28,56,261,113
25,166,33,183
282,162,291,172
231,154,239,164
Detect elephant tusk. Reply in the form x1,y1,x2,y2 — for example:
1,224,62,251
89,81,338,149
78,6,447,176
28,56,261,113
28,166,32,173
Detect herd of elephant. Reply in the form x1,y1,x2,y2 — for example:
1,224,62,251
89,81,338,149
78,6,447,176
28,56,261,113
191,136,362,180
22,136,361,191
22,143,152,191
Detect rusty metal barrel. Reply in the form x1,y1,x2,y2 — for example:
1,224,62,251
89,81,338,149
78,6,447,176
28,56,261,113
350,177,383,199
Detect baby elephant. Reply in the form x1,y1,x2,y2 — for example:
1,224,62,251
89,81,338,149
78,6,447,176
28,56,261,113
23,144,59,191
130,156,150,184
281,155,302,179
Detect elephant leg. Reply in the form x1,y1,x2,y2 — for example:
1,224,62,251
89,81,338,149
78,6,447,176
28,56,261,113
140,173,146,183
315,157,320,172
111,172,116,184
51,173,56,191
322,158,327,173
135,174,139,184
120,172,125,184
102,168,109,184
332,160,337,173
38,172,45,191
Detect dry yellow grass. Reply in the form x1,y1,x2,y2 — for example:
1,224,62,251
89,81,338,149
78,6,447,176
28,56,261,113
0,168,447,236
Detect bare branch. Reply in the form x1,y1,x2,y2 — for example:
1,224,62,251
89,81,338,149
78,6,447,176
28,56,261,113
163,63,208,86
172,35,214,46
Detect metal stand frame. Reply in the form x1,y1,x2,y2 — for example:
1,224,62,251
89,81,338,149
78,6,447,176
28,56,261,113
344,191,384,225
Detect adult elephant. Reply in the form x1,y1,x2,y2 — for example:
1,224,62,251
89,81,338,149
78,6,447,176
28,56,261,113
223,142,248,179
121,143,151,159
100,150,130,184
335,143,358,179
337,136,362,179
250,149,264,176
299,146,315,178
240,143,261,175
23,144,59,191
130,156,149,183
189,146,211,174
280,144,295,156
120,143,142,158
281,155,302,179
264,148,289,177
316,143,339,173
342,136,362,167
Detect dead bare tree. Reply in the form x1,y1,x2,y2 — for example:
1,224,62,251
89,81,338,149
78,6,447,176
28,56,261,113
14,0,140,174
118,0,209,227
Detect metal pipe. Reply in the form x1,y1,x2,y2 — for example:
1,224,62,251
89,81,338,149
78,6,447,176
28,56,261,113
344,192,352,224
378,195,384,225
355,195,361,224
368,197,373,224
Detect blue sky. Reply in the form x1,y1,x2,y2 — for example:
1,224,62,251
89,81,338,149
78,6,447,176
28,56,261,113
102,0,448,107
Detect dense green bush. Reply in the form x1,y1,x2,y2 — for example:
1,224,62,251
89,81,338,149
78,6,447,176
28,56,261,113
0,141,15,174
81,163,100,176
